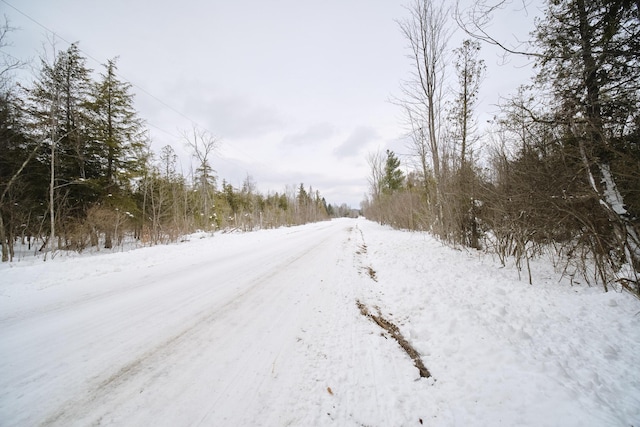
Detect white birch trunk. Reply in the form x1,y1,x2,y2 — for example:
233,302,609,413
579,141,640,272
599,163,640,265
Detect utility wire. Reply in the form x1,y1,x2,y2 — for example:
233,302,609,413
2,0,267,182
1,0,203,128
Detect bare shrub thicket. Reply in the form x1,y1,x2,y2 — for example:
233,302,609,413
364,0,639,295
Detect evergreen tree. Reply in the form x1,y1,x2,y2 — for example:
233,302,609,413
383,150,404,194
90,58,149,247
0,89,45,260
27,43,96,232
91,58,148,189
223,180,239,217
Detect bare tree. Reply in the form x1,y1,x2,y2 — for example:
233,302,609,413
396,0,452,231
365,149,385,223
450,39,485,168
0,16,26,89
447,38,486,248
184,127,219,230
454,0,539,59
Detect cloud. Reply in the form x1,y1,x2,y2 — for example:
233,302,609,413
152,81,285,140
281,123,336,148
333,126,379,158
196,95,285,139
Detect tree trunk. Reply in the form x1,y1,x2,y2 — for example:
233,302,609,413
0,214,7,262
105,230,113,249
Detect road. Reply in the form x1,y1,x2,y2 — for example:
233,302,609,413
0,219,420,426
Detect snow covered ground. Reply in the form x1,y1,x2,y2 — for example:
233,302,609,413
1,218,639,426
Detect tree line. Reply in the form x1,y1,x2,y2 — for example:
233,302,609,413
0,33,340,262
362,0,639,295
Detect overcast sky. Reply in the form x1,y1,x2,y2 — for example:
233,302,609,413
2,0,542,208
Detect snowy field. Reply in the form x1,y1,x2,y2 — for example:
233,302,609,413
1,218,639,426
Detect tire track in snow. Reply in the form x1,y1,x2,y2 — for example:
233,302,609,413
352,224,431,380
290,223,426,426
351,224,378,283
348,223,435,425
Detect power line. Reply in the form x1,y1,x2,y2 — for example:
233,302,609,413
1,0,205,130
2,0,272,181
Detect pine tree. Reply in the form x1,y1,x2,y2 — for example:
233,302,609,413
383,150,404,194
0,89,45,260
91,58,149,247
26,43,95,252
37,44,94,181
91,58,148,189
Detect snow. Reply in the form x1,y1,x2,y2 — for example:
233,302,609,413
1,218,639,426
600,163,628,216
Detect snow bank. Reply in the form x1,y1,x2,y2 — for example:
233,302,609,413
353,220,640,426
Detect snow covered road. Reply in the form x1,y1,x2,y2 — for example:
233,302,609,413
1,219,639,426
